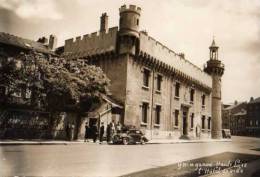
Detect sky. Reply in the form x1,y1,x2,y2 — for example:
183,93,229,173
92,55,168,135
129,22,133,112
0,0,259,104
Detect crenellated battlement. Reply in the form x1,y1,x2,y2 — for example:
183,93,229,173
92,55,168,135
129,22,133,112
64,26,118,56
139,31,212,87
119,4,141,14
65,27,118,46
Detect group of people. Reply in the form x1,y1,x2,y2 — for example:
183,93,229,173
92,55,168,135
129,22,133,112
84,120,122,144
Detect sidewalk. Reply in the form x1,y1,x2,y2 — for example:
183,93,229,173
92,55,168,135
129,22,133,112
0,138,231,145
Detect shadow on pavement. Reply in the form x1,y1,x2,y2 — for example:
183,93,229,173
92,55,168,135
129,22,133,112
120,152,260,177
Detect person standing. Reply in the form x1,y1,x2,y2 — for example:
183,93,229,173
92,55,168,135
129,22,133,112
84,122,89,142
92,123,98,143
106,123,111,143
99,122,105,144
116,121,122,133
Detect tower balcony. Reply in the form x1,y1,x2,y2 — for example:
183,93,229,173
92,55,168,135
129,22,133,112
204,60,225,75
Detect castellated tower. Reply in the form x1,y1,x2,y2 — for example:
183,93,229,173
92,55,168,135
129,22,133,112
118,5,141,55
204,39,225,139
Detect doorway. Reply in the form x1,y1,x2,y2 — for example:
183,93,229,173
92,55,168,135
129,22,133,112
182,111,188,136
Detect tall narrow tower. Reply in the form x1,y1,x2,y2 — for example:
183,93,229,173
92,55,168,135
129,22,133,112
118,5,141,55
204,39,225,139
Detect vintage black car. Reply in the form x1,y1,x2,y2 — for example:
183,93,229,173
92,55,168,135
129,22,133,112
112,128,149,145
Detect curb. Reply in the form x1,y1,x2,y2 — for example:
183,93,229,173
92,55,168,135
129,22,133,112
0,139,232,146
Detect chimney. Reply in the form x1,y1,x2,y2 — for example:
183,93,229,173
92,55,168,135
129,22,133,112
100,13,108,32
234,100,238,105
49,34,57,50
37,37,48,45
179,53,185,59
250,97,254,102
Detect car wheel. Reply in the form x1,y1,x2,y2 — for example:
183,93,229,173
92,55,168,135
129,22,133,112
123,138,128,145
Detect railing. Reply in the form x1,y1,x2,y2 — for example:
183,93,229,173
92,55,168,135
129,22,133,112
0,109,54,139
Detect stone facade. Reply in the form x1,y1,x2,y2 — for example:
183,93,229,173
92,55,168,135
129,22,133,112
63,4,225,139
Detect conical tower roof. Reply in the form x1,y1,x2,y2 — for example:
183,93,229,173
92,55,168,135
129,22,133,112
209,38,219,49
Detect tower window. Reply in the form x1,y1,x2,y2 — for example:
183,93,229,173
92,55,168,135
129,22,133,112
156,74,162,91
202,115,206,129
174,110,179,126
143,68,150,87
155,105,161,125
137,19,139,26
190,89,195,103
142,102,149,123
175,82,180,97
120,17,123,26
202,94,206,107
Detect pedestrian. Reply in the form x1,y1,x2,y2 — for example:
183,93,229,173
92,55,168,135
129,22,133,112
116,121,122,133
92,123,98,143
106,123,111,143
99,122,105,144
111,121,116,137
84,122,89,142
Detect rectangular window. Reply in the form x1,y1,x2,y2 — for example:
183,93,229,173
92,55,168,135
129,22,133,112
191,113,194,128
155,105,161,124
190,89,195,103
174,110,179,126
175,82,180,97
208,117,211,129
202,115,206,129
142,102,149,123
143,68,150,87
202,94,206,107
156,74,162,91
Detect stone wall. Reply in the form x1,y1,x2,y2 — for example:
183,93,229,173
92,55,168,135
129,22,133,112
64,27,118,57
93,55,128,104
139,32,212,88
124,55,212,139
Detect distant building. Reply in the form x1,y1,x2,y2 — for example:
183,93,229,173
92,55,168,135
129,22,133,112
246,97,260,136
223,101,247,135
0,32,57,57
223,97,260,137
231,109,247,136
222,103,233,129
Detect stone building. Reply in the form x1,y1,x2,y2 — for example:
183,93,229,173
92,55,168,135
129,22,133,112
222,101,247,132
230,109,247,136
63,5,225,139
246,97,260,137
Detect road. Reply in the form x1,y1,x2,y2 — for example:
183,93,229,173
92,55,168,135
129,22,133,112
0,136,260,177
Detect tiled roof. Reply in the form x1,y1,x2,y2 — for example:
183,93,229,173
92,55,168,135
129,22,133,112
0,32,55,55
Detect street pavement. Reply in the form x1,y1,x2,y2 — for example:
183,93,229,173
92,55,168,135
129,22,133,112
0,136,260,177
